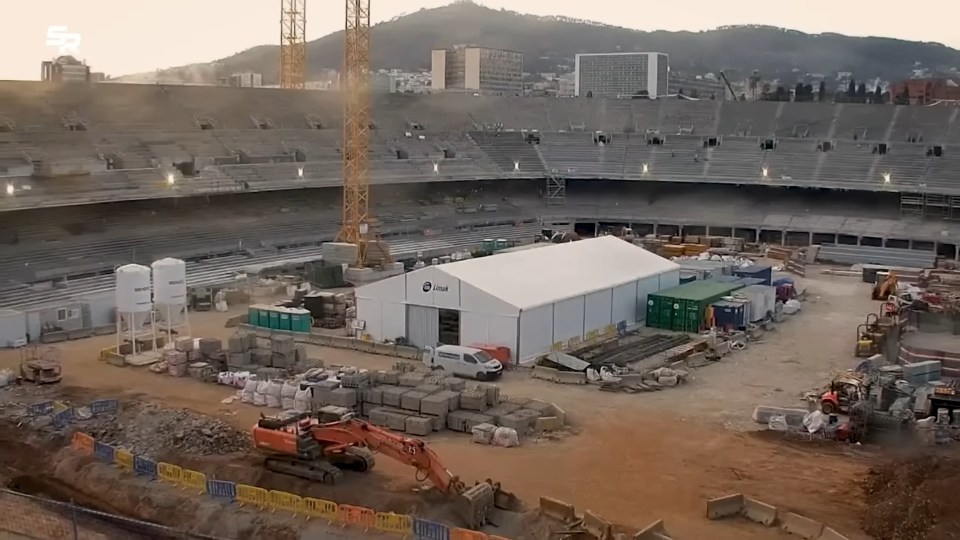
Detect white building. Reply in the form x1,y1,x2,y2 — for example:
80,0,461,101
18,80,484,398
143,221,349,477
575,52,669,99
355,236,680,364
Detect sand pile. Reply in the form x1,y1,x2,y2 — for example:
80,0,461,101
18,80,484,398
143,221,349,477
862,455,960,540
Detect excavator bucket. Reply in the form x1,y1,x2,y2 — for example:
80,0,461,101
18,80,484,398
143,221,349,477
456,482,496,530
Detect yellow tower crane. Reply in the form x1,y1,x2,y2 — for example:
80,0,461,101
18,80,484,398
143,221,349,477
279,0,307,89
338,0,390,266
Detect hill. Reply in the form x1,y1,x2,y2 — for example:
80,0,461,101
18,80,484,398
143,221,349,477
140,1,960,85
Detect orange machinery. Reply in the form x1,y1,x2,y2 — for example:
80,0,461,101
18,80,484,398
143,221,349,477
251,412,515,527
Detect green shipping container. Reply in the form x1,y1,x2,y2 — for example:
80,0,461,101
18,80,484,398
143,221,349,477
268,309,281,330
278,309,292,331
646,281,744,333
289,308,312,333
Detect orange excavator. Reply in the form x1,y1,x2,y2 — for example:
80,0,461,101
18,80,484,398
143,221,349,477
251,412,516,528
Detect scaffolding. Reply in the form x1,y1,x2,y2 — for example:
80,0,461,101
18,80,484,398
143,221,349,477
279,0,307,89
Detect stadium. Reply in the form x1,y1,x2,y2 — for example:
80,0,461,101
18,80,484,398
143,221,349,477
1,80,959,323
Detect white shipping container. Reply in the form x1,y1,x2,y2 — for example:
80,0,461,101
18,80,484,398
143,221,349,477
734,285,776,322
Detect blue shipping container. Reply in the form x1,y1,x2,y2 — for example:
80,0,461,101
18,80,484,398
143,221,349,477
734,265,773,285
712,300,746,329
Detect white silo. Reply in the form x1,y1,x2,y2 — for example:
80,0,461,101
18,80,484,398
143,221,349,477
151,258,190,342
115,264,156,357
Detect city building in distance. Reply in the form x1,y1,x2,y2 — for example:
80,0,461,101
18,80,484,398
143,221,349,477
575,52,669,99
41,55,93,83
431,45,523,95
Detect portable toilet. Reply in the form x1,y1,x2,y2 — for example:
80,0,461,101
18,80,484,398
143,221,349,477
268,308,281,330
278,308,292,331
289,308,312,333
247,305,261,327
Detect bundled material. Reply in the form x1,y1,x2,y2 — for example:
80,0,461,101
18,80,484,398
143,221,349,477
294,385,312,412
471,423,497,445
242,376,259,403
254,379,270,406
281,380,299,409
266,379,284,408
492,426,520,447
168,362,188,377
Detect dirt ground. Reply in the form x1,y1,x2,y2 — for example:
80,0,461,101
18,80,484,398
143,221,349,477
0,267,883,539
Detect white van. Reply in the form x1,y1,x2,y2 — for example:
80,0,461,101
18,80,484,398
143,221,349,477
422,345,503,381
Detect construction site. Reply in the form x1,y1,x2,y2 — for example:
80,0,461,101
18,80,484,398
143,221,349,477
4,2,960,540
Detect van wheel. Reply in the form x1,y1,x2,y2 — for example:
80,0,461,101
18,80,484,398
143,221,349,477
475,372,487,381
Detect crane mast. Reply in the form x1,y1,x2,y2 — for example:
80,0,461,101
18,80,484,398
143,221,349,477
339,0,389,266
279,0,307,89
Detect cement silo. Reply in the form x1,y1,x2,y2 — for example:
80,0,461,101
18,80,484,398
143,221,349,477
151,258,189,342
115,264,155,356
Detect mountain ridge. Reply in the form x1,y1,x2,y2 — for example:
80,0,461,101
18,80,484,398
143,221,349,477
134,2,960,86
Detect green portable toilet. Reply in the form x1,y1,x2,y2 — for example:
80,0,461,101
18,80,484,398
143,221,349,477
247,305,260,327
267,308,280,330
481,238,495,252
495,238,508,251
278,308,292,331
289,308,312,333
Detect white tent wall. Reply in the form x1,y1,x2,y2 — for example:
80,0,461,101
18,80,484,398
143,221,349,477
459,311,519,358
404,266,461,309
584,289,613,332
356,297,406,341
407,305,440,347
612,281,639,325
518,304,553,360
552,296,585,345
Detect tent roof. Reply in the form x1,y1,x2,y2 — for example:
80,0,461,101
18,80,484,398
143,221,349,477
438,236,679,310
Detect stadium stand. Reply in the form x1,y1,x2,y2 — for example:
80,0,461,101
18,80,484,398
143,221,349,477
2,81,960,310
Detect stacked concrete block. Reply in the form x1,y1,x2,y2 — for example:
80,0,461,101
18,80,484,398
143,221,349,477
524,399,557,417
341,372,371,388
385,410,411,431
422,373,446,385
476,383,501,406
447,410,494,433
311,380,342,408
256,367,284,381
228,335,248,354
321,242,359,266
251,349,273,367
329,387,358,408
362,386,384,405
413,384,442,395
227,351,251,369
405,416,433,436
442,377,466,391
318,405,352,423
471,423,497,445
368,407,390,426
271,335,295,354
420,392,456,416
188,362,216,382
498,409,542,435
198,337,222,356
902,361,941,385
381,386,409,408
401,391,429,412
485,402,523,424
377,371,400,385
174,337,194,352
399,372,426,387
460,388,487,411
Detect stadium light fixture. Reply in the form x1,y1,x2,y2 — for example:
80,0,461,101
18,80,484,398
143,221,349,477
297,166,304,179
514,160,520,172
4,183,13,196
761,167,769,178
882,172,891,184
166,173,176,186
432,162,439,174
642,163,649,174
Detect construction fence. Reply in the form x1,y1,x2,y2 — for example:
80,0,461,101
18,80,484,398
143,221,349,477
68,431,509,540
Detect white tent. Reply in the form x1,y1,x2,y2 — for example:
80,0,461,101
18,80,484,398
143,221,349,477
355,236,680,363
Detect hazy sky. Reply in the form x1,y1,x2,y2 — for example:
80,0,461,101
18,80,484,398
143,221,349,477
4,0,959,80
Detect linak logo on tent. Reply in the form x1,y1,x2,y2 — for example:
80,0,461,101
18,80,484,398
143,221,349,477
421,281,449,293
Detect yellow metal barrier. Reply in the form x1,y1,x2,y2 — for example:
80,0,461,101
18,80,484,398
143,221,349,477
236,484,269,509
71,432,94,455
375,512,413,535
603,323,616,336
114,449,133,470
452,528,489,540
98,346,117,361
338,504,376,530
157,462,183,485
180,469,207,495
304,497,339,522
268,490,303,515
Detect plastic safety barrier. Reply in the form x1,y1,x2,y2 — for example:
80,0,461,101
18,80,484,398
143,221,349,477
133,456,157,480
206,479,237,501
180,469,207,495
236,484,269,509
93,441,115,463
70,432,94,455
303,497,339,522
376,512,413,535
268,490,303,515
157,462,183,485
89,399,119,416
338,504,376,530
413,518,450,540
114,449,134,470
451,528,488,540
26,401,56,416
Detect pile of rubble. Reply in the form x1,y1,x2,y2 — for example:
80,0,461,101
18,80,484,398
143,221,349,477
84,402,250,456
862,455,960,540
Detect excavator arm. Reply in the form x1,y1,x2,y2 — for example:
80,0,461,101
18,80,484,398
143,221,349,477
310,419,465,494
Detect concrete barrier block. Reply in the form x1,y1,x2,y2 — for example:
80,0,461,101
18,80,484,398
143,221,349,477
742,497,778,526
556,370,588,384
583,510,612,540
752,405,809,427
706,494,744,520
535,416,563,432
633,519,668,539
781,512,824,539
532,365,560,382
817,526,850,540
538,496,576,523
381,386,408,407
404,416,433,436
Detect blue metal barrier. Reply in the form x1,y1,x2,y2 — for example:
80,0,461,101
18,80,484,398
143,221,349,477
413,518,450,540
26,401,56,416
206,479,237,501
89,399,119,416
52,408,74,429
93,441,116,463
133,456,157,480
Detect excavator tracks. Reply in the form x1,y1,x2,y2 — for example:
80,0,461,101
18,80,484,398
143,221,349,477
264,456,346,485
264,447,376,484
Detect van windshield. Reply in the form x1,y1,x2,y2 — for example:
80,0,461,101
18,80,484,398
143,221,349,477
474,350,494,363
